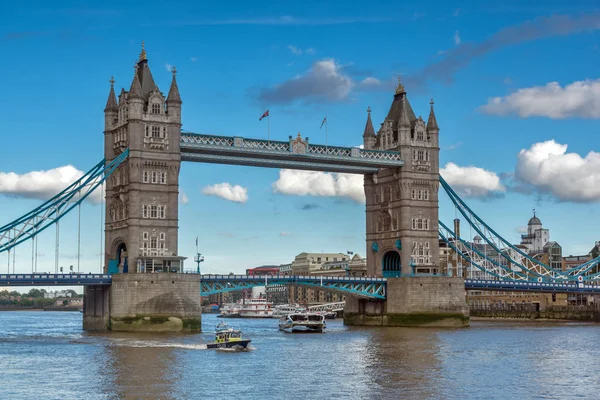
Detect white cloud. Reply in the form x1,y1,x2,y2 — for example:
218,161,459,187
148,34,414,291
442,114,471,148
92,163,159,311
515,140,600,202
453,8,460,17
272,169,364,203
165,63,172,72
454,30,461,45
444,142,462,150
257,59,354,104
190,56,198,62
440,162,505,198
480,79,600,119
202,183,248,203
180,190,189,205
287,45,316,55
0,165,103,203
359,77,381,88
287,45,302,55
280,231,291,237
515,226,527,234
413,12,425,20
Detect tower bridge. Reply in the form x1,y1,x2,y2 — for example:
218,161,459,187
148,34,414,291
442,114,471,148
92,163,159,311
2,43,599,332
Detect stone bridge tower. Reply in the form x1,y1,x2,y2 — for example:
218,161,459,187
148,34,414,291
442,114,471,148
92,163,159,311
363,79,440,277
102,43,184,274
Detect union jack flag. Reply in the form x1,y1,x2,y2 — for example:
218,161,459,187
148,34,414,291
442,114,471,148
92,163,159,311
259,110,269,121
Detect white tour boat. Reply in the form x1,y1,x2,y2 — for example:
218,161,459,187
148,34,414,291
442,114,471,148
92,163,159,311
239,297,273,318
272,304,306,318
279,312,326,333
217,303,241,318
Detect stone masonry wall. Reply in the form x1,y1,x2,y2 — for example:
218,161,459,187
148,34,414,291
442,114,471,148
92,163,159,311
344,277,469,327
109,273,201,332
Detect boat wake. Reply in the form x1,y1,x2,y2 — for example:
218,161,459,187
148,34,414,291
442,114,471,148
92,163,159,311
98,338,209,350
215,344,256,352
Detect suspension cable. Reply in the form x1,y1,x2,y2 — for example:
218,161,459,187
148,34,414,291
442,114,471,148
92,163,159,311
77,191,81,273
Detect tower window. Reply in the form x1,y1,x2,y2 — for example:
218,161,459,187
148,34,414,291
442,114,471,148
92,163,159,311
145,125,149,137
411,217,430,231
159,232,165,241
152,125,160,138
152,103,161,115
416,130,424,141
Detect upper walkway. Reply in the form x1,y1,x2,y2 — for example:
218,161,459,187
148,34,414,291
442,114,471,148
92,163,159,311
180,132,404,174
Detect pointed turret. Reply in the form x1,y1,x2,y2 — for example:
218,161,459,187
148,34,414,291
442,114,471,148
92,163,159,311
399,97,411,129
384,77,416,131
104,77,118,130
426,98,439,132
135,41,159,97
104,77,118,112
363,106,376,150
166,66,182,105
363,106,375,138
129,64,143,99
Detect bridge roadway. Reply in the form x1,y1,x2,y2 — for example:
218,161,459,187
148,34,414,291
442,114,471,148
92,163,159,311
2,274,600,296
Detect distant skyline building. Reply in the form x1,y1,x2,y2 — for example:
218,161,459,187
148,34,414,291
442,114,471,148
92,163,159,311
519,210,550,253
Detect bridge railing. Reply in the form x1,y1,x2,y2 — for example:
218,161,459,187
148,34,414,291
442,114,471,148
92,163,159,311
200,274,388,283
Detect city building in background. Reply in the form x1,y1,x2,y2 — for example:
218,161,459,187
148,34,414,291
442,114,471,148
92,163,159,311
519,211,550,253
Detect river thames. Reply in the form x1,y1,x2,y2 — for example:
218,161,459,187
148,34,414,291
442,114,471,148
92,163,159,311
1,312,599,399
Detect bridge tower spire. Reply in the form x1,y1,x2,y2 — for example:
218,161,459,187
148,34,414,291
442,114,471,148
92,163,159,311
104,77,118,131
103,42,185,275
364,81,440,277
362,106,376,150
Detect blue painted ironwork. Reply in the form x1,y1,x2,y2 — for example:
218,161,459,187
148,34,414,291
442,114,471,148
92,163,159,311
439,220,528,281
465,279,600,295
180,132,404,174
0,273,112,286
200,274,387,299
0,150,130,254
439,175,600,281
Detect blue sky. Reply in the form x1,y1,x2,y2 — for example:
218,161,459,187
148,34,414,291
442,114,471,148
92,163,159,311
1,0,600,282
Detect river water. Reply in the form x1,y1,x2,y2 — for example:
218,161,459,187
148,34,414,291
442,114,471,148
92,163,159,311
0,312,599,399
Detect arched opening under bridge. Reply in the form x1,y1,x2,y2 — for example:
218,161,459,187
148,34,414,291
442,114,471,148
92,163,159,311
382,250,401,278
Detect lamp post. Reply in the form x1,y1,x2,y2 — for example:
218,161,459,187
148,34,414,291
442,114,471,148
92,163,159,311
194,254,204,274
346,251,353,277
194,236,204,274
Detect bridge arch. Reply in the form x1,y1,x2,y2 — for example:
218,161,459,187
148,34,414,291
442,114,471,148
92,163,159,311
382,250,401,278
109,238,128,274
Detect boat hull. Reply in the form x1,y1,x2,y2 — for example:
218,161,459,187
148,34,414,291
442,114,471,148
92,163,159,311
279,323,324,333
207,339,251,349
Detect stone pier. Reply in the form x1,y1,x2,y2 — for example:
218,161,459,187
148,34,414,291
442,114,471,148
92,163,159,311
83,273,202,332
344,277,469,327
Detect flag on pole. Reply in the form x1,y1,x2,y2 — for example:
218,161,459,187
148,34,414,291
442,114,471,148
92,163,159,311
195,237,198,246
347,250,354,255
259,110,269,121
320,116,327,129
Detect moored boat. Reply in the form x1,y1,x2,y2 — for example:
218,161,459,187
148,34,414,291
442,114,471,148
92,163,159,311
279,312,326,333
207,322,251,349
272,304,306,318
